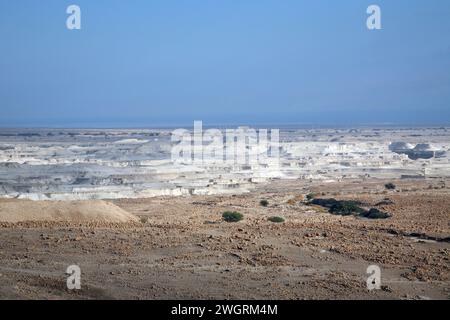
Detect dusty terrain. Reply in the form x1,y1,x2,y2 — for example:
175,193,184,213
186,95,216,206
0,178,448,300
0,200,138,223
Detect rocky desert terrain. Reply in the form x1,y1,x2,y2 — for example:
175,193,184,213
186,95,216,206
0,178,448,300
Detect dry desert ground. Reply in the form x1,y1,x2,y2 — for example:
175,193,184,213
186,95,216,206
0,178,449,300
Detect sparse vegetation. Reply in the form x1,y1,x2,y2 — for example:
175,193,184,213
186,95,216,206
385,183,396,190
360,208,391,219
260,199,269,207
306,193,316,201
310,198,390,219
310,198,340,208
329,201,365,216
222,211,243,222
268,216,285,223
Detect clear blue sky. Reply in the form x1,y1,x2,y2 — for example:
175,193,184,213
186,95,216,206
0,0,449,127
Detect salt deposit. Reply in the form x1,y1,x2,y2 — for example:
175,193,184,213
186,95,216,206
0,127,449,200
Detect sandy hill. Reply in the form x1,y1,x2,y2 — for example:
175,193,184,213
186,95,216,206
0,199,138,223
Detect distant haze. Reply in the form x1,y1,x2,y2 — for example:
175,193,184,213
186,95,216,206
0,0,449,128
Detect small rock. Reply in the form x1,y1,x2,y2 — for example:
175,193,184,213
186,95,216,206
381,285,393,293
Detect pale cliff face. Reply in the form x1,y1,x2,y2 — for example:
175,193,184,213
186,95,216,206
0,127,449,200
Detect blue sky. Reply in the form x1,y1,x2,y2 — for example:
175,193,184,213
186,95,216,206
0,0,449,127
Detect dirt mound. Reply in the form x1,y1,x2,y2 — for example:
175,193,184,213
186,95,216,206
0,199,139,223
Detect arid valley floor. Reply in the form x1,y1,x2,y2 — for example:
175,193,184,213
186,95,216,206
0,178,448,300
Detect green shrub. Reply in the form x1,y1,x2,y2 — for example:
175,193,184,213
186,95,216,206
360,208,391,219
268,216,285,223
329,201,365,216
311,198,339,208
222,211,243,222
385,183,396,190
260,199,269,207
310,197,391,219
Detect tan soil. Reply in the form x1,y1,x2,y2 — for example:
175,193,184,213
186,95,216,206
0,200,139,223
0,178,448,300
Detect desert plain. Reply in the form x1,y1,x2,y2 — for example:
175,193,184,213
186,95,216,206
0,178,448,300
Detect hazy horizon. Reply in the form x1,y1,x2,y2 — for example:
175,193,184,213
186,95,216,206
0,121,449,130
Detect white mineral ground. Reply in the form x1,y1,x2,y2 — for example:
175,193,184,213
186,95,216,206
0,127,449,200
